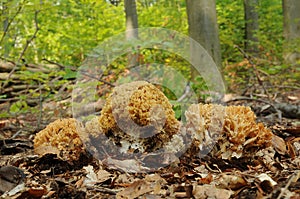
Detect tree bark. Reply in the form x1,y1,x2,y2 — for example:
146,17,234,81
243,0,259,55
282,0,300,65
124,0,139,67
186,0,222,80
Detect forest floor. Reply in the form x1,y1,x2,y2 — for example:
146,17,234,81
0,74,299,199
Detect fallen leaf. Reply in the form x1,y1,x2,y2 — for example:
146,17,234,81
105,157,150,173
217,173,247,190
257,173,277,186
272,135,287,155
192,184,232,199
116,180,152,199
287,96,298,101
97,169,112,183
83,165,98,186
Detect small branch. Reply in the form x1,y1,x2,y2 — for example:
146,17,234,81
226,96,282,120
234,45,271,99
1,10,40,93
177,82,191,102
87,186,117,195
276,171,300,199
79,70,115,87
0,4,23,45
43,58,115,87
42,58,65,69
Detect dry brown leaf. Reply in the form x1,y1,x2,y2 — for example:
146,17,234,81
106,157,150,173
217,173,247,190
34,145,60,157
256,174,277,186
192,184,232,199
287,96,298,101
144,174,167,195
272,134,287,155
97,169,112,183
116,180,152,199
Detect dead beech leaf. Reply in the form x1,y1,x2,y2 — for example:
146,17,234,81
287,96,298,101
116,180,152,199
106,157,150,173
97,169,112,183
193,184,232,199
145,174,167,194
28,187,47,198
197,173,213,185
287,139,297,158
217,173,247,190
34,145,60,157
272,135,287,155
257,173,277,186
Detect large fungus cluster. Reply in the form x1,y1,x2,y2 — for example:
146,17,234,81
97,81,180,153
33,81,273,162
33,118,85,161
185,104,273,159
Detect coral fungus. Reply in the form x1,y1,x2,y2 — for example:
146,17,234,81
97,81,180,152
185,104,273,159
33,118,85,161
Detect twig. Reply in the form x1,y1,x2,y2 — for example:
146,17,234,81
87,186,118,195
42,58,65,69
226,96,282,121
79,70,115,87
177,82,191,102
234,45,271,99
0,4,23,45
42,58,115,87
276,171,300,199
37,81,43,131
1,10,40,93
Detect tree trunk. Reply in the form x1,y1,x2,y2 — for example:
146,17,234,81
282,0,300,65
243,0,259,55
124,0,139,67
186,0,222,80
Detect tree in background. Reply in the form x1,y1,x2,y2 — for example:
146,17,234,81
243,0,259,55
124,0,139,67
186,0,222,80
282,0,300,65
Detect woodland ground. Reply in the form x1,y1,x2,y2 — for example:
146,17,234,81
0,67,299,199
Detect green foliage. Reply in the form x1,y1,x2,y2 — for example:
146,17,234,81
1,0,125,66
217,0,245,62
257,0,283,59
0,0,297,120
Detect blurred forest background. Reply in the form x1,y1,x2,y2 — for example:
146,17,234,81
0,0,299,128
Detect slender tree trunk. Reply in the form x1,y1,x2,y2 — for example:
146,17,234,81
124,0,139,67
243,0,259,55
282,0,300,65
186,0,222,80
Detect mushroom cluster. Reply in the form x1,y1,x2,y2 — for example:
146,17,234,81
96,81,180,153
33,118,85,161
185,104,273,159
33,81,273,162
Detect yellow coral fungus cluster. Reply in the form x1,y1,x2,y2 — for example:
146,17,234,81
33,81,273,162
33,118,84,161
185,104,273,159
97,81,180,152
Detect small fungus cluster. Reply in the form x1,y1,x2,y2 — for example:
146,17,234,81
33,118,85,161
185,104,273,159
